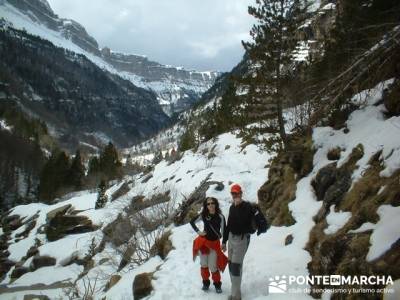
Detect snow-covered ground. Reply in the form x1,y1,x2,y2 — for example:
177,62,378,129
124,122,185,165
1,80,399,299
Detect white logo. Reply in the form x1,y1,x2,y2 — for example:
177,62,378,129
330,275,341,285
268,275,287,293
267,274,394,294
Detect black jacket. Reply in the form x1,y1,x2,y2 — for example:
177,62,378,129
222,200,254,244
190,212,226,241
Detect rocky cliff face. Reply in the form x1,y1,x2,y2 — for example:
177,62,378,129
2,0,100,55
101,48,219,115
0,0,220,115
0,24,170,149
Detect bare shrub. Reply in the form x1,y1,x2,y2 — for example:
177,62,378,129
103,188,177,271
62,274,99,300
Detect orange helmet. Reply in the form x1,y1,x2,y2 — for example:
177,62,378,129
231,184,242,194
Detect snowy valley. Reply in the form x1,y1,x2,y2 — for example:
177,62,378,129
1,80,400,299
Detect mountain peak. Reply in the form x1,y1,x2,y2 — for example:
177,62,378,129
1,0,220,115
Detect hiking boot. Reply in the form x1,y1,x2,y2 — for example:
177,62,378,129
214,281,222,293
202,279,210,291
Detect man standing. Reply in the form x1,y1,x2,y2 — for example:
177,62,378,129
222,184,254,300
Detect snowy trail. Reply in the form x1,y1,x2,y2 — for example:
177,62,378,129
92,131,323,300
138,174,319,300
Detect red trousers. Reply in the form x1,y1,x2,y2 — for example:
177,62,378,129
201,267,221,283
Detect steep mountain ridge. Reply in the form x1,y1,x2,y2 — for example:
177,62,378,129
0,23,169,149
0,0,220,115
2,0,100,55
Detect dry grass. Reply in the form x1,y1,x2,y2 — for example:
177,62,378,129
258,134,313,226
150,230,173,260
306,147,400,299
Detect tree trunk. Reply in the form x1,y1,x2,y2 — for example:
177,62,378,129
276,0,288,149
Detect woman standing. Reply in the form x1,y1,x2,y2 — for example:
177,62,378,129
191,197,227,293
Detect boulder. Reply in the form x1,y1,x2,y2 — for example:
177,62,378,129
383,79,400,116
26,246,39,258
104,274,121,291
0,258,15,268
103,214,136,247
7,216,23,231
133,272,153,300
46,214,95,241
11,266,29,279
111,182,130,201
311,163,338,200
312,163,352,207
323,170,352,206
1,250,10,258
3,214,20,225
30,255,56,271
0,238,8,251
46,204,72,221
285,234,294,246
0,258,15,278
16,220,37,239
327,147,341,161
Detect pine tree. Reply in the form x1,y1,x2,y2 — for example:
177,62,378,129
179,124,197,152
38,150,70,202
100,142,122,180
88,156,100,175
68,150,85,189
241,0,309,149
95,179,107,209
54,151,70,189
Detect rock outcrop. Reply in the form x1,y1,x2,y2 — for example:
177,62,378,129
30,255,56,271
133,272,153,300
3,0,100,55
258,134,314,226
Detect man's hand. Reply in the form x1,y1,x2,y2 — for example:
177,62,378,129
221,243,227,252
198,231,206,236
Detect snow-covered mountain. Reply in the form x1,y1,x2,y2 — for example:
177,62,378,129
0,23,170,149
0,0,220,115
1,80,399,299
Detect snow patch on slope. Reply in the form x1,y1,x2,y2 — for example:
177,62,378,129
313,79,400,180
324,205,352,235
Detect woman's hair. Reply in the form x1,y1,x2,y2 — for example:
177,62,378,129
201,197,221,218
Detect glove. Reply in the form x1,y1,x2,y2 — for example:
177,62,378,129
221,243,227,252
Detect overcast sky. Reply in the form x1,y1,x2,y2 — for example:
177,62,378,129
47,0,254,72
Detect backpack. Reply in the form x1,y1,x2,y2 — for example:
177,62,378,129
249,202,269,235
